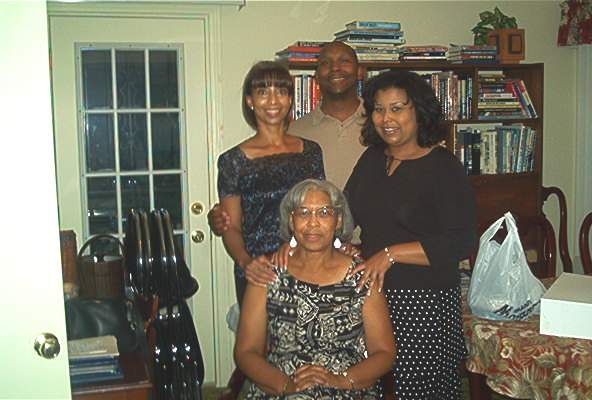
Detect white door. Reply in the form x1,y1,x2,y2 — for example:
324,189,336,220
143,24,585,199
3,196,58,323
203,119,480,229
49,10,219,382
0,1,70,398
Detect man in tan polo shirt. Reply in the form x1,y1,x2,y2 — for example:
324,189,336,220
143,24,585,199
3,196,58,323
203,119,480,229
289,41,365,189
209,41,366,232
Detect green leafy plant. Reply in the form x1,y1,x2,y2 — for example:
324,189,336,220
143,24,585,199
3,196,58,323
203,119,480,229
472,7,518,45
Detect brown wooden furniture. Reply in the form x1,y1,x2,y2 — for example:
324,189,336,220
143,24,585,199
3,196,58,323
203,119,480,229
71,351,152,400
579,211,592,274
542,185,573,272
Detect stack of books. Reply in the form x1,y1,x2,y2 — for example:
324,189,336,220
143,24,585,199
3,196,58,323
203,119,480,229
275,41,330,63
399,45,448,62
335,20,405,62
68,335,123,386
455,123,537,175
447,44,498,64
478,72,537,120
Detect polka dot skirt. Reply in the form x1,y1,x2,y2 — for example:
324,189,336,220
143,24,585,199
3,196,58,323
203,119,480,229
384,286,466,400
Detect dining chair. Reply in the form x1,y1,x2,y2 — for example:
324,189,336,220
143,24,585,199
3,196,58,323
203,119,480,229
579,211,592,275
542,186,573,273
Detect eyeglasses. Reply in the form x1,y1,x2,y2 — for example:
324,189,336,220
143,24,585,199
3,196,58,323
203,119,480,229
291,206,336,219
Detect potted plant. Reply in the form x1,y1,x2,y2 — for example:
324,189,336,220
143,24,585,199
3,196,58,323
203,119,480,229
472,6,525,63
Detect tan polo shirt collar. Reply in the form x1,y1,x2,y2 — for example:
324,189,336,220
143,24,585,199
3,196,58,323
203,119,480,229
311,98,365,128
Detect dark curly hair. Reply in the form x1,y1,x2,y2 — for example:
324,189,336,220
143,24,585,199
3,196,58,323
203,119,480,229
242,61,294,131
361,70,446,148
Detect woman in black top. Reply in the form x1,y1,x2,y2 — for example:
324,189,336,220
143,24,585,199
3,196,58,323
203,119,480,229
345,70,478,400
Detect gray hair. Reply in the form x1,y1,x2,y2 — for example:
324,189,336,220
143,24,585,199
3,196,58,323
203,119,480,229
279,179,355,242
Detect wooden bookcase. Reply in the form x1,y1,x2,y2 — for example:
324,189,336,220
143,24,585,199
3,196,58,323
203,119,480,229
288,61,545,230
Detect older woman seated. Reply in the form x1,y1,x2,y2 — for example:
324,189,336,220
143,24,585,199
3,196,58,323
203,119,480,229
234,178,396,399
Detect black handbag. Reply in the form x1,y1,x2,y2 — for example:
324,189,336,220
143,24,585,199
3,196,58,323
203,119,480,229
65,297,147,354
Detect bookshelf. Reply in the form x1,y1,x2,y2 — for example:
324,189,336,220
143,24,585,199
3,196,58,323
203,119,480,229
288,61,545,229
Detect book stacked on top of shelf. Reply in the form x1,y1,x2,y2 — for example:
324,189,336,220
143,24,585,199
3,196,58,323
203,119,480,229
275,41,331,63
334,20,404,63
478,71,537,120
447,44,497,64
68,335,124,386
399,45,448,62
455,123,537,175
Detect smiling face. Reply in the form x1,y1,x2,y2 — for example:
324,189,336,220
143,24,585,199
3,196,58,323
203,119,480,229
372,87,419,151
246,85,292,129
316,42,359,100
290,190,341,253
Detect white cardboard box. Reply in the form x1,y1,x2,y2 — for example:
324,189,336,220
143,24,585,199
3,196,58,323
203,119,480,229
540,272,592,340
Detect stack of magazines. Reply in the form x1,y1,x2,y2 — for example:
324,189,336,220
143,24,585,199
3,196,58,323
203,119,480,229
334,20,404,62
68,335,123,385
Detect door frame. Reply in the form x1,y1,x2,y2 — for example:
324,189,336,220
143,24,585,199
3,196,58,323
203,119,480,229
47,1,236,385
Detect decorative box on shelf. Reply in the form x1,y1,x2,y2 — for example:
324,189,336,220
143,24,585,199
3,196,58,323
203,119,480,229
488,28,525,63
540,272,592,340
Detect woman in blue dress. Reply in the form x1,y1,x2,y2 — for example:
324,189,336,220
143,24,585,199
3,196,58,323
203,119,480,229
217,60,324,307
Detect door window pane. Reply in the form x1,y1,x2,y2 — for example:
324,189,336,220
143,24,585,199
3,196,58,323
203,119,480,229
79,45,186,245
81,50,113,109
121,175,150,230
85,114,115,172
118,113,148,171
150,50,178,108
154,174,182,230
116,50,146,109
87,177,117,235
152,112,180,170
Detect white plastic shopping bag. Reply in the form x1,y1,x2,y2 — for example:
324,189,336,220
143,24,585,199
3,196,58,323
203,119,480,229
468,211,546,321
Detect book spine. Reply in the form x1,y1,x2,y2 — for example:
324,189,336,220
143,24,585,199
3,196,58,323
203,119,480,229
516,79,538,118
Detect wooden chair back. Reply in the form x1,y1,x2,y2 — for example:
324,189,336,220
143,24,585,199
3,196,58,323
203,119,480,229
542,186,573,273
579,212,592,275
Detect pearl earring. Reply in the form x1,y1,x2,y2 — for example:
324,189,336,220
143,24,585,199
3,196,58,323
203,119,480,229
289,236,297,248
333,237,342,249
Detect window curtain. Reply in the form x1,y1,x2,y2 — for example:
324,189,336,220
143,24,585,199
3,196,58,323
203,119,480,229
558,0,592,46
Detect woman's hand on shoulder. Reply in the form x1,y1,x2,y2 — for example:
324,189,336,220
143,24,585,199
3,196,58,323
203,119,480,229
337,242,360,257
351,249,392,294
270,242,292,270
244,255,277,287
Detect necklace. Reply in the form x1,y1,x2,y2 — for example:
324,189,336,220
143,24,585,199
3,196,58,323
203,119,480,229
385,154,403,174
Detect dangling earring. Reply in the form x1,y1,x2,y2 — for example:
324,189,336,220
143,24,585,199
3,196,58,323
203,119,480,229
289,236,297,248
333,237,342,249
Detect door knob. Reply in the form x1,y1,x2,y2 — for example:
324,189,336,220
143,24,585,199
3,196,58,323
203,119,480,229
191,201,204,215
34,333,60,359
191,230,205,243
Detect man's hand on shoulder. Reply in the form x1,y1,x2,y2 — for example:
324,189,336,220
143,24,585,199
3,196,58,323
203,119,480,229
207,203,230,236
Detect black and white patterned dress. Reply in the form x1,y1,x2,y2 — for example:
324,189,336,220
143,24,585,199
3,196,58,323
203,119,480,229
245,261,381,399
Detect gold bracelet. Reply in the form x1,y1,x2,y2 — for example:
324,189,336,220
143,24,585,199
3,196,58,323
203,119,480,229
342,370,355,389
279,379,290,395
384,246,395,265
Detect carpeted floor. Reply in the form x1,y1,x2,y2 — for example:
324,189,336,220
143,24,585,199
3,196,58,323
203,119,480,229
201,378,507,399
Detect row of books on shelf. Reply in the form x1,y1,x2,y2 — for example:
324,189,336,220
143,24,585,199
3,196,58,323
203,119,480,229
291,72,322,120
68,335,123,386
291,70,538,123
478,72,538,119
455,123,537,175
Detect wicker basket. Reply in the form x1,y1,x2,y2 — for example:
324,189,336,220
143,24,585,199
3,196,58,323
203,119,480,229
77,234,125,299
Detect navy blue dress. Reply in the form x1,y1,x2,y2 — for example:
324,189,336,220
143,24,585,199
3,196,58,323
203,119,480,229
217,138,325,303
